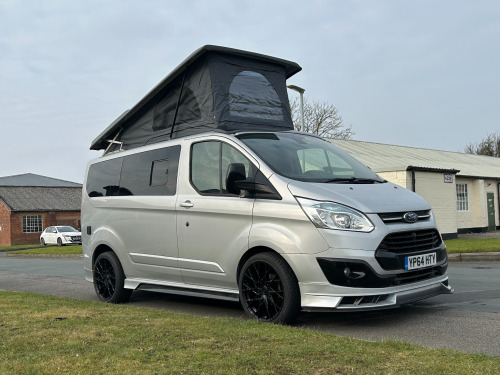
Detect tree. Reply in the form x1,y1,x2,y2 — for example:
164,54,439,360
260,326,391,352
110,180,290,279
464,131,500,157
289,97,354,139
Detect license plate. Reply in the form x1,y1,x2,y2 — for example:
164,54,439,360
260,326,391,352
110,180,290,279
405,252,436,271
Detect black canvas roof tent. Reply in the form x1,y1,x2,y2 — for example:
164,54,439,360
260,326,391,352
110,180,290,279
91,45,302,153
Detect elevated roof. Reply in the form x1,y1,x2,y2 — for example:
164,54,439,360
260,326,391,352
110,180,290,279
331,139,500,179
0,173,82,187
91,45,302,152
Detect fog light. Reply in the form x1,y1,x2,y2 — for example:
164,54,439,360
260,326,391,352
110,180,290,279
344,267,366,280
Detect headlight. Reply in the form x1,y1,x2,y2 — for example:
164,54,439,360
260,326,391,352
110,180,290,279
296,197,374,232
63,235,71,240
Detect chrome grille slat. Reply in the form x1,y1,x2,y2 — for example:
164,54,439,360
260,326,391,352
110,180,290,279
379,210,431,224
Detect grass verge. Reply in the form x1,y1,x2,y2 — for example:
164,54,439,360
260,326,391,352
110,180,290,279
444,238,500,253
0,244,40,251
0,291,498,375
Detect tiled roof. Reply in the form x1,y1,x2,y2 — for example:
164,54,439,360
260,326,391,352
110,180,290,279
0,186,82,212
330,139,500,179
0,173,82,187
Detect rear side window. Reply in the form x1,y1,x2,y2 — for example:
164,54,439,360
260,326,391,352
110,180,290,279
86,145,180,197
87,157,122,197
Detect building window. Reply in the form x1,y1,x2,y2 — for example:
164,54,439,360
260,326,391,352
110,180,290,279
23,215,43,233
456,184,469,211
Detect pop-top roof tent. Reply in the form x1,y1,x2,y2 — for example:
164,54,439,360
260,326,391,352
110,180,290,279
91,45,302,153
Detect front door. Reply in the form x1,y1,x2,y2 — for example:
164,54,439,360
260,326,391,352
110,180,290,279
487,192,496,231
176,140,255,290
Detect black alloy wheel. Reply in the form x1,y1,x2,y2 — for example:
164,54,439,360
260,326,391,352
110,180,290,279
57,237,63,247
239,252,300,324
93,252,131,303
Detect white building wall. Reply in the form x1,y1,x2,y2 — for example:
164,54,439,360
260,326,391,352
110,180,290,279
413,171,457,236
471,180,487,228
455,177,492,231
377,171,409,189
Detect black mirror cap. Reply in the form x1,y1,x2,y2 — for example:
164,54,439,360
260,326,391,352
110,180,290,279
235,170,282,200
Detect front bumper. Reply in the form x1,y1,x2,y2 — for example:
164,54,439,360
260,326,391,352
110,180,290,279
300,276,453,312
62,236,82,245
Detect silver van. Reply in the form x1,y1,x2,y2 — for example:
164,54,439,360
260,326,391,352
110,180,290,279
82,46,452,324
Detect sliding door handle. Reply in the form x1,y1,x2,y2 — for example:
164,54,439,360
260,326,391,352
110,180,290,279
180,200,194,208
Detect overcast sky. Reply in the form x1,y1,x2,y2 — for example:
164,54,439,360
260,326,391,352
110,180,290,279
1,0,499,183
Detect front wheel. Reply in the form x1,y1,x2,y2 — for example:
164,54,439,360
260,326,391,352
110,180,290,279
57,237,63,247
239,252,300,324
93,252,131,303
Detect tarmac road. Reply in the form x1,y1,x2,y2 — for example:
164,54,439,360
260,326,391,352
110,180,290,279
0,256,499,356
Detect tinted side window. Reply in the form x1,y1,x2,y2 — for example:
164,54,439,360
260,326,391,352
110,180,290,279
120,146,180,196
86,145,180,197
86,157,123,197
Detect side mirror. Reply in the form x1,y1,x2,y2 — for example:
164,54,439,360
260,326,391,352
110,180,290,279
226,163,246,195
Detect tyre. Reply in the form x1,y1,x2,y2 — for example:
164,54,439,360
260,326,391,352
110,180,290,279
93,251,132,303
57,237,63,247
238,252,300,324
40,238,46,247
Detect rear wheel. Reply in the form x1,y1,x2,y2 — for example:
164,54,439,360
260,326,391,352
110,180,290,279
93,252,131,303
239,252,300,324
40,238,46,247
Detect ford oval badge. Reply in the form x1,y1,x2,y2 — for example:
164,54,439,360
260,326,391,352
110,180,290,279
403,212,419,223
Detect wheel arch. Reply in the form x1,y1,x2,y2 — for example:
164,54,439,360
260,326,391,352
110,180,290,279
92,244,115,267
236,246,299,285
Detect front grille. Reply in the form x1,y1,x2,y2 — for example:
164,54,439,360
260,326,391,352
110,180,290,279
377,229,442,254
378,210,431,224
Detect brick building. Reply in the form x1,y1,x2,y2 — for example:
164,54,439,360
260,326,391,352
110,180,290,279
0,173,82,246
331,140,500,239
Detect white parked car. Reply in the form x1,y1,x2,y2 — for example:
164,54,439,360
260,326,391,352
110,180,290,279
40,226,82,246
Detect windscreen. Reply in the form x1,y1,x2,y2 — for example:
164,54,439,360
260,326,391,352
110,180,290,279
237,133,384,183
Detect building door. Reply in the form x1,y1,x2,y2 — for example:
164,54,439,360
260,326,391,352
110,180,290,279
487,193,496,231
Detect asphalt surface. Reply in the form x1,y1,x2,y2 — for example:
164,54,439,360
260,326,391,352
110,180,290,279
0,256,499,356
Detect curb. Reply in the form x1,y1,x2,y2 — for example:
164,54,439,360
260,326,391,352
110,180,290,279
448,252,500,262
